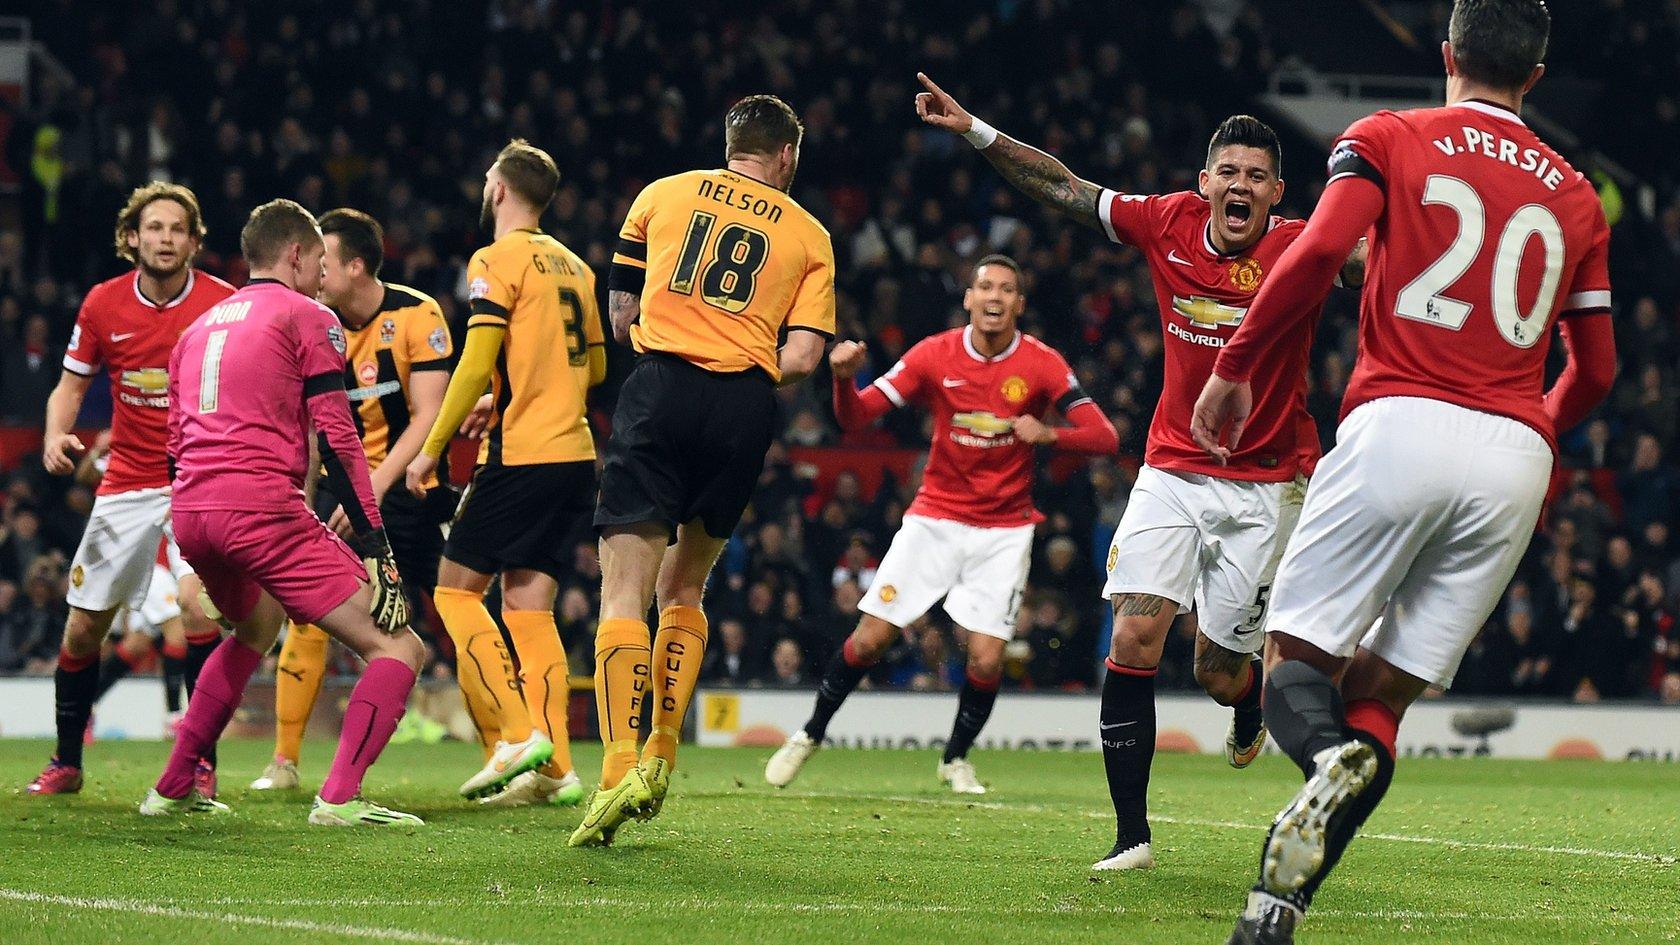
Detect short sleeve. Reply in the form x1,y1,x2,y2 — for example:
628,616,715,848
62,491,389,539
466,247,518,328
1327,111,1403,191
299,302,350,384
408,299,454,369
1045,350,1093,415
63,294,104,376
1561,206,1612,317
610,185,654,296
874,338,933,407
787,230,837,338
1096,190,1165,247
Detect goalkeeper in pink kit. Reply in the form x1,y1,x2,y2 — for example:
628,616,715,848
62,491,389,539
140,199,425,826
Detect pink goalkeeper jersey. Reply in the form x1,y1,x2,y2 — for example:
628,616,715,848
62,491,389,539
168,280,382,527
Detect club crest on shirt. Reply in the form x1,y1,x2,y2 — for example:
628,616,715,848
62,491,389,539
1106,544,1118,573
358,362,378,386
878,584,897,603
70,565,84,588
1001,376,1030,403
1228,257,1263,293
379,317,397,344
428,327,448,355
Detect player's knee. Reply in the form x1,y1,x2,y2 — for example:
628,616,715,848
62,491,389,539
1108,621,1164,668
61,608,112,658
1195,661,1247,704
966,650,1003,682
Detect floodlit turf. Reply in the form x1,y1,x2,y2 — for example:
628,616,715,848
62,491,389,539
0,738,1676,945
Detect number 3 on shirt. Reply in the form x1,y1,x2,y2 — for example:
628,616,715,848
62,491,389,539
668,210,770,314
1395,174,1564,349
199,329,229,413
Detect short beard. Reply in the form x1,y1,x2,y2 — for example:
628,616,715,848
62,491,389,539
479,194,495,234
137,254,188,284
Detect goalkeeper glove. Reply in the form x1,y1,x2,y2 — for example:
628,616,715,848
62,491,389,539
348,528,410,633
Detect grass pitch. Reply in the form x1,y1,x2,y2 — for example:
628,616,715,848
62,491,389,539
0,738,1676,945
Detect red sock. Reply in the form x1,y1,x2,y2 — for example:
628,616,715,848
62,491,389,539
155,638,262,798
319,658,416,804
1345,699,1399,759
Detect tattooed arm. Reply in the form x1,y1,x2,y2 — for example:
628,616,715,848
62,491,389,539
608,290,640,345
914,72,1104,231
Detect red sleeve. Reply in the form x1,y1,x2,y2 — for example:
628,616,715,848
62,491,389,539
873,341,932,407
833,372,895,431
1559,210,1612,318
1544,312,1616,433
63,292,104,376
1215,175,1385,382
299,303,383,532
1096,190,1165,247
1054,400,1118,455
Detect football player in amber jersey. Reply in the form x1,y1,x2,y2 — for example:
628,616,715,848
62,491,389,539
252,208,453,794
571,95,832,847
1195,4,1615,939
406,141,606,809
28,184,234,799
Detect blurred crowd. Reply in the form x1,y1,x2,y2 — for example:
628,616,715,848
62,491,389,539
1,0,1677,701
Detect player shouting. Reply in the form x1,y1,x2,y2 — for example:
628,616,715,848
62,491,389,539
140,199,424,826
1193,2,1614,941
28,183,233,798
765,255,1117,794
914,74,1362,870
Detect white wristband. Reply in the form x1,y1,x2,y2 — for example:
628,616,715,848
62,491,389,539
963,118,998,149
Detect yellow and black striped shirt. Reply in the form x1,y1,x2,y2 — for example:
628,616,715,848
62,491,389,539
341,283,453,487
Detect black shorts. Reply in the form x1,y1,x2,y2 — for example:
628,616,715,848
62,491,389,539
312,481,450,596
446,460,597,579
595,352,777,540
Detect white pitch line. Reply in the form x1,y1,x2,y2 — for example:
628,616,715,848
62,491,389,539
750,789,1678,864
0,890,521,945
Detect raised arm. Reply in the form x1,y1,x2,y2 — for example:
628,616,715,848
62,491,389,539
915,72,1103,231
829,341,895,431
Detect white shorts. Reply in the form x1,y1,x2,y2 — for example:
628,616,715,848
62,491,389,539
859,514,1035,640
1271,397,1552,689
1102,465,1307,655
66,487,186,614
124,564,183,638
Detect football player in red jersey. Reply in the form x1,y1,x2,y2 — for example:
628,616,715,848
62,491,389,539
765,255,1117,794
1193,2,1615,940
27,184,235,798
914,75,1364,870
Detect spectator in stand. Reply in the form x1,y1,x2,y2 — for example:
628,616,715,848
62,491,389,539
0,314,60,423
700,618,755,686
1621,434,1680,533
763,638,807,687
1,560,65,673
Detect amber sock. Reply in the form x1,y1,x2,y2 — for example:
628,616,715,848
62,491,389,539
274,622,329,763
503,608,573,776
434,585,531,752
642,605,709,771
593,617,651,788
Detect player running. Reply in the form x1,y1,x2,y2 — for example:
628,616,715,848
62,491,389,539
27,183,234,798
252,208,453,793
142,198,424,826
1191,3,1615,940
405,141,604,808
914,74,1362,870
571,94,833,846
765,255,1117,794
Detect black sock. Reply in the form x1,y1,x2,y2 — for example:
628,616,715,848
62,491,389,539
803,639,874,742
94,651,132,702
184,637,220,767
162,651,186,714
54,658,100,768
1231,658,1264,748
942,673,1001,763
1292,730,1396,910
1262,660,1349,776
1100,660,1157,845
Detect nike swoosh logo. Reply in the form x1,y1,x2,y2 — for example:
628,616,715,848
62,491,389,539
1099,721,1139,730
1166,251,1193,266
942,378,967,387
110,332,136,342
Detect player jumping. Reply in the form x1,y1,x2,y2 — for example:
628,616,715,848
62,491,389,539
571,94,833,846
1191,2,1614,940
27,183,234,798
141,199,424,826
406,141,605,808
765,255,1117,794
252,208,454,793
914,74,1362,870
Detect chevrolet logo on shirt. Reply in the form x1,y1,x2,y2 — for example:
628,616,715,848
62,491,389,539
1171,296,1248,329
951,411,1015,436
120,368,170,392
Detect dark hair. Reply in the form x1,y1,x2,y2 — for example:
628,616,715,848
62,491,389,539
114,182,206,264
1206,115,1282,175
1449,0,1550,89
494,139,560,209
724,95,804,160
319,208,384,277
972,253,1023,285
240,199,321,268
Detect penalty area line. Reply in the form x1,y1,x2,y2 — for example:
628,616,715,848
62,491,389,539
0,889,523,945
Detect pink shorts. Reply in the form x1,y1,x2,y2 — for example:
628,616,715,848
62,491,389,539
174,506,366,625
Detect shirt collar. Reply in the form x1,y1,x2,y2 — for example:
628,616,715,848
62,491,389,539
962,325,1021,363
131,269,196,309
1453,99,1527,127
